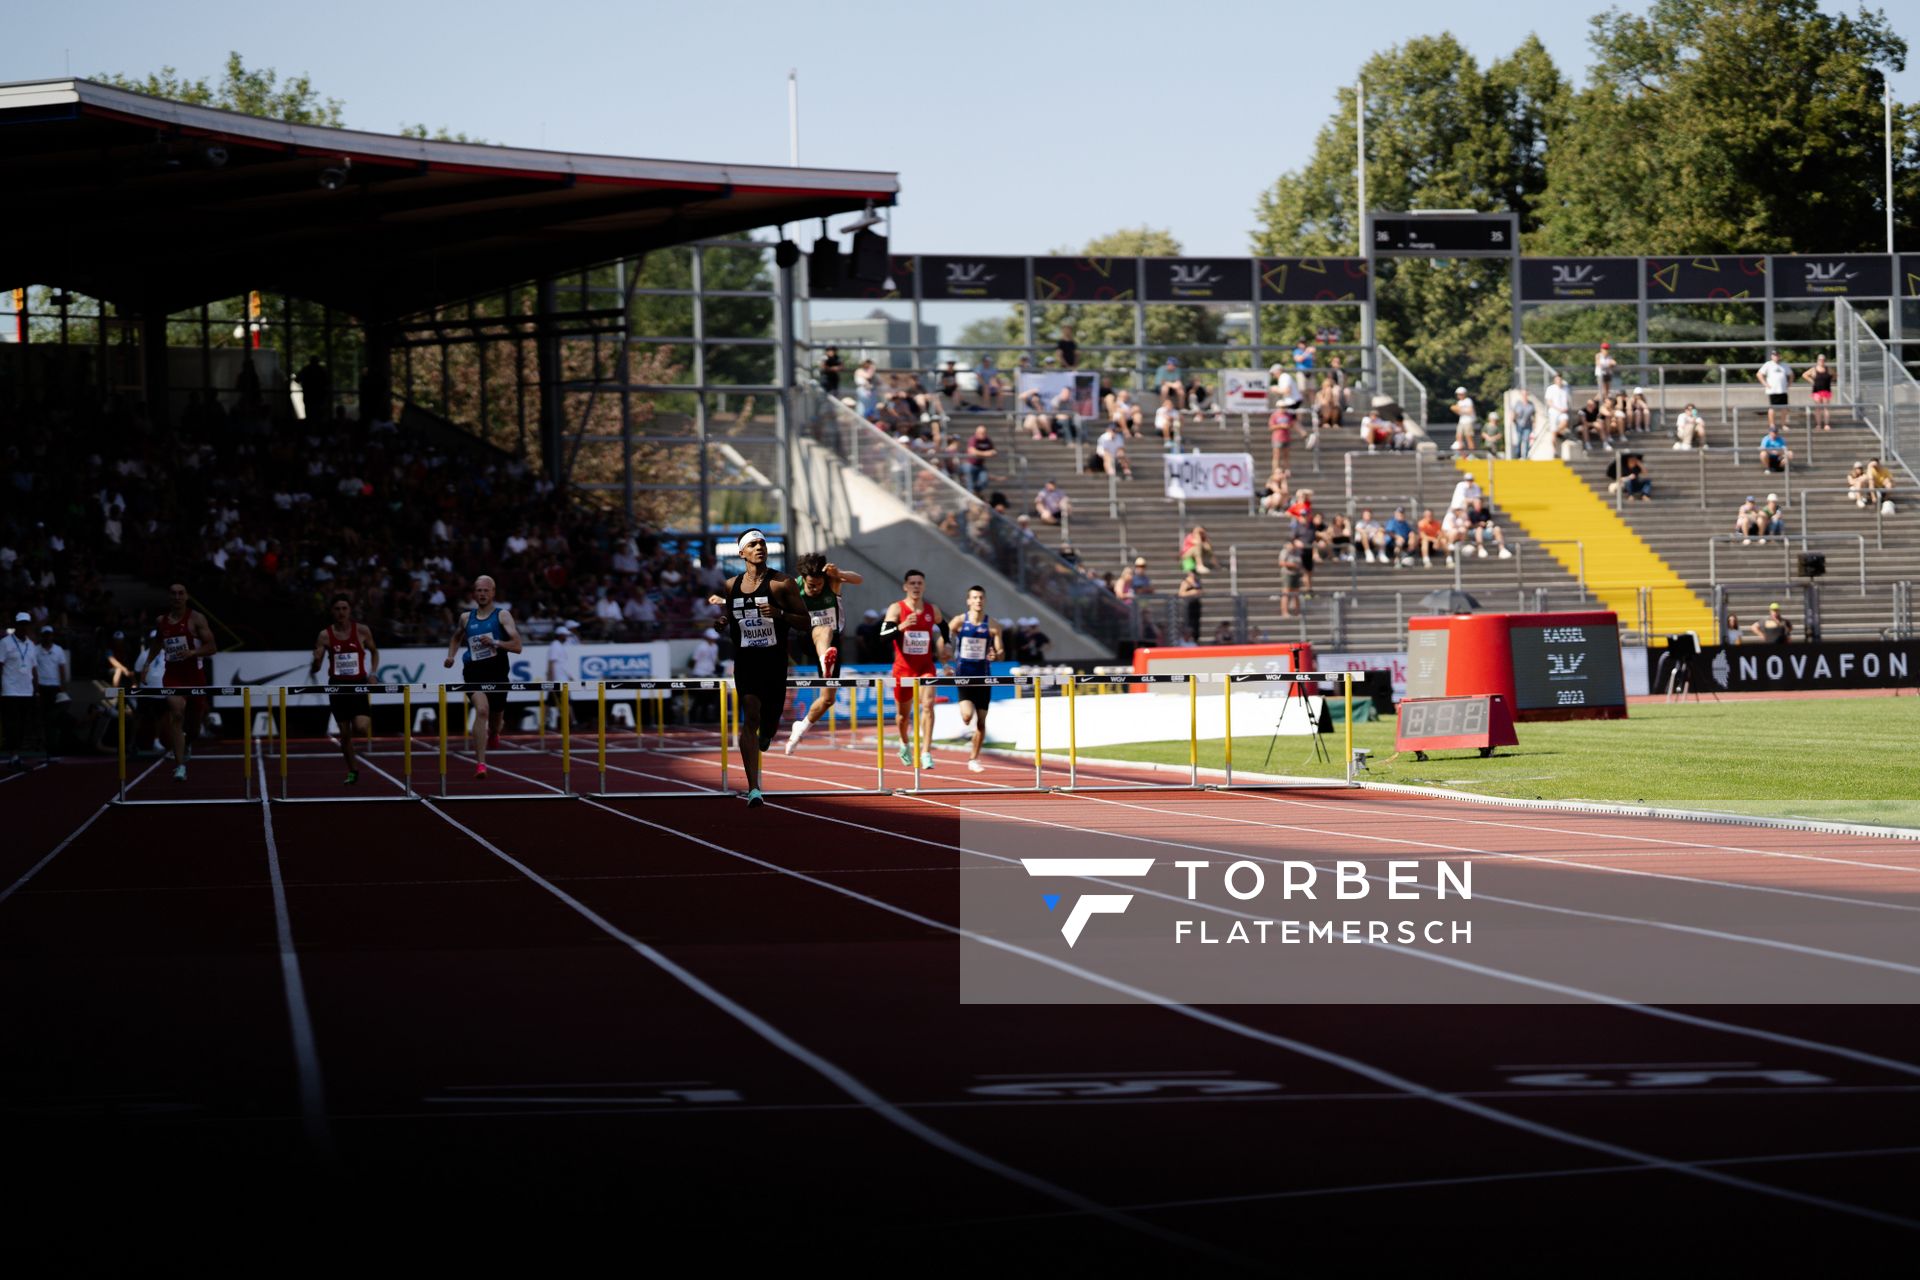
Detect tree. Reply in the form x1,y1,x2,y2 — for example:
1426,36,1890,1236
1251,34,1571,403
94,52,345,126
1539,0,1917,255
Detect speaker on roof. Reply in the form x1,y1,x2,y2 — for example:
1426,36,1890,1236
808,236,842,294
773,239,801,270
849,228,889,284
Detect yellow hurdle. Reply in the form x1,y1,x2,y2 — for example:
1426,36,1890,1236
437,684,448,796
560,684,572,794
242,686,252,799
1032,676,1042,788
1188,673,1198,788
402,686,413,795
277,686,289,800
874,677,885,789
718,680,730,793
115,685,127,801
1344,674,1355,783
1067,677,1077,789
538,688,548,749
910,678,922,788
1223,675,1234,787
597,681,608,792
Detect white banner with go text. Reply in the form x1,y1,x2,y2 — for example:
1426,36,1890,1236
1163,451,1256,500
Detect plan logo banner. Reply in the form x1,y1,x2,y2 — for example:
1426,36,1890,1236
921,255,1024,301
1644,255,1767,300
1142,258,1253,302
1258,257,1369,303
1772,254,1893,299
1519,258,1638,302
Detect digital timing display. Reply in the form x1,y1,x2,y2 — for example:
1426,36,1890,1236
1508,624,1626,711
1398,696,1490,740
1369,215,1516,257
1405,629,1451,698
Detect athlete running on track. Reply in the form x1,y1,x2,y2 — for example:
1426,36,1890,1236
705,528,809,806
884,568,947,769
149,582,216,781
442,575,522,779
784,552,864,754
947,585,1005,774
309,593,380,784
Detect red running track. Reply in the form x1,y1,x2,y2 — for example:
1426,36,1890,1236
3,737,1919,1269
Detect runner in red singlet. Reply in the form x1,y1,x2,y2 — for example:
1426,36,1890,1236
882,568,946,769
309,592,380,785
150,582,216,782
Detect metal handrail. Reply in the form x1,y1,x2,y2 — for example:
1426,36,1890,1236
1376,343,1429,428
1794,486,1891,550
1706,532,1867,596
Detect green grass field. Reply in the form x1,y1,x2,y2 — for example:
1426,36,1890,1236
1088,698,1920,828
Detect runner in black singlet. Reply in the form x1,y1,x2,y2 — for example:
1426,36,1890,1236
703,529,809,806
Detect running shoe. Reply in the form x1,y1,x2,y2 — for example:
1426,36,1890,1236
474,763,489,780
921,751,935,770
172,764,187,782
344,770,359,786
967,759,985,774
899,743,914,767
746,787,765,808
821,646,838,676
785,718,808,755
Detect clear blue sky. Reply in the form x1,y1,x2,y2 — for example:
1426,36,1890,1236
6,0,1916,257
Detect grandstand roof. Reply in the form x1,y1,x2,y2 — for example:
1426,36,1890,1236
0,78,898,321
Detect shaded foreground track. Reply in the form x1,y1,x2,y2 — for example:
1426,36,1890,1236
3,740,1918,1269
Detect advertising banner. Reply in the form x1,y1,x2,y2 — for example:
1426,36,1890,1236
1032,256,1136,302
1219,369,1271,413
1644,255,1767,300
1163,452,1256,500
1141,258,1253,302
1663,640,1918,693
1519,258,1639,302
1771,254,1895,299
1257,257,1369,303
210,641,675,708
920,255,1025,301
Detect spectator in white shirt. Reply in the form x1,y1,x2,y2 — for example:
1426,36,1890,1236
1450,388,1477,453
1674,404,1706,450
544,622,578,728
1095,424,1132,479
2,613,38,767
592,594,623,638
1594,343,1618,396
34,627,70,758
1449,474,1483,514
1756,351,1792,430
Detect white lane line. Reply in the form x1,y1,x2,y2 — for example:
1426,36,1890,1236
0,758,163,908
416,800,1232,1261
1307,792,1920,872
254,745,331,1154
1018,789,1920,979
575,795,1920,1232
780,793,1920,1083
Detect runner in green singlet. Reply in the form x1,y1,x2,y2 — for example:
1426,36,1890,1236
784,552,863,754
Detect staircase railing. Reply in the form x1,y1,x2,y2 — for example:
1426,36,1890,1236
1835,299,1920,486
797,387,1131,651
1376,344,1429,428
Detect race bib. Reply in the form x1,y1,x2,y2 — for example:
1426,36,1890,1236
467,633,497,661
808,606,839,631
332,650,363,677
959,635,987,661
738,614,776,648
902,630,930,656
163,634,189,658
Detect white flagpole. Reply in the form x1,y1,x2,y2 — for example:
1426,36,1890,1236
788,70,800,167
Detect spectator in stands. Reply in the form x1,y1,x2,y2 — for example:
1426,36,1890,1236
1607,452,1651,501
1602,393,1629,445
1847,461,1872,508
820,347,843,398
1594,342,1618,397
1415,508,1447,568
1269,401,1296,472
1109,389,1144,439
1465,497,1513,558
1270,362,1301,417
1211,620,1236,645
1020,385,1054,440
1509,389,1535,460
1154,397,1181,445
1762,492,1787,537
938,361,960,406
1050,384,1079,441
1749,602,1793,644
1324,514,1354,564
1278,537,1307,617
1384,507,1416,566
1734,495,1766,544
1354,508,1387,564
1725,612,1742,644
1760,424,1794,473
1293,338,1318,377
1450,388,1477,453
33,625,69,757
1361,409,1393,453
1033,479,1068,526
1095,423,1132,480
964,423,998,494
1314,375,1345,431
1867,459,1896,511
1757,351,1792,430
1577,396,1606,451
1056,325,1079,369
1626,387,1652,434
1545,373,1571,441
1125,557,1154,597
1801,354,1835,429
1155,358,1186,409
978,354,1003,409
1450,473,1483,515
1187,378,1212,417
1258,468,1291,515
1180,525,1214,576
1178,569,1203,641
855,360,879,417
1674,403,1706,450
1441,507,1471,562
